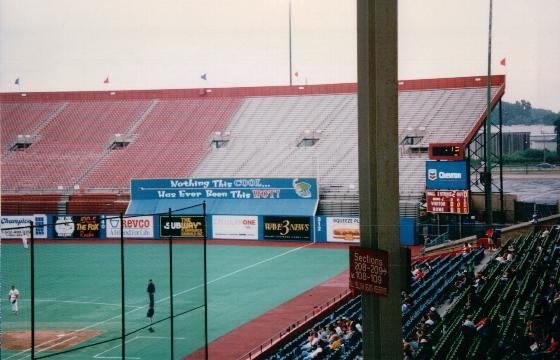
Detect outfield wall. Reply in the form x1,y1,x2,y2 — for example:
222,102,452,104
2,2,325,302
1,214,417,244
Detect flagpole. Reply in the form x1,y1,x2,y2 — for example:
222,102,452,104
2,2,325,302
288,0,293,86
484,0,493,226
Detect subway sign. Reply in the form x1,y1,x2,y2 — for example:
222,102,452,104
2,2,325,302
425,161,468,190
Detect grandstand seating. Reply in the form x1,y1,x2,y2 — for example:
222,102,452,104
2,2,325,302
266,295,363,360
0,194,61,215
80,98,241,189
263,227,560,359
1,100,150,190
65,193,130,214
0,77,504,216
1,102,61,155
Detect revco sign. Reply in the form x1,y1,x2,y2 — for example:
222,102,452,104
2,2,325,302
425,161,468,190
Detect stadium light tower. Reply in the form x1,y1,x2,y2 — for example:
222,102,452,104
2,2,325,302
484,0,494,226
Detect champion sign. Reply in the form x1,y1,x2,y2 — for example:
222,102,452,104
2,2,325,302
1,215,48,239
425,161,468,190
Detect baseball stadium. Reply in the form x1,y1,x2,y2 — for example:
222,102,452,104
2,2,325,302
2,1,560,360
2,74,559,359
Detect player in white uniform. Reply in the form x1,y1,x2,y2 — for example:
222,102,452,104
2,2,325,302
8,285,19,315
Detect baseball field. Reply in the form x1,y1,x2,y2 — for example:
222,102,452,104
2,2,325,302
1,241,348,359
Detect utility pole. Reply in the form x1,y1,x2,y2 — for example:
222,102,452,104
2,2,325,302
288,0,293,86
484,0,494,226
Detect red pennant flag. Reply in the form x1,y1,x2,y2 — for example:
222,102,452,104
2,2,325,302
103,76,110,84
499,58,506,66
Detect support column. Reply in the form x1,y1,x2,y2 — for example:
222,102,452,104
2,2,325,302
357,0,404,358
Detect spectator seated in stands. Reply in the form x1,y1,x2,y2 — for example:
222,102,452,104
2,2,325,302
403,341,414,360
402,296,413,313
428,306,442,323
544,280,558,302
301,339,325,359
473,272,486,293
506,252,514,262
495,253,507,264
301,330,320,351
500,271,509,284
417,337,434,360
447,273,467,302
329,335,342,351
415,268,425,282
318,326,328,341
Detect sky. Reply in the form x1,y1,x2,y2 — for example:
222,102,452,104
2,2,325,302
0,0,559,111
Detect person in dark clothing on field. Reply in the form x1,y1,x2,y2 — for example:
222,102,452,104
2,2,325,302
147,279,155,307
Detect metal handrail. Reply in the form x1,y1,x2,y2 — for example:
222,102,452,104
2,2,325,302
425,232,450,248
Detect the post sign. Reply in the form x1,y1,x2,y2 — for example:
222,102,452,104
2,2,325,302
160,216,206,238
54,216,101,238
425,161,468,190
105,215,154,239
426,190,469,214
263,216,311,241
349,247,389,297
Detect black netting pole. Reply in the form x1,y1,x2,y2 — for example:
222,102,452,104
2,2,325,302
30,221,35,360
168,208,174,360
203,201,208,360
120,213,126,359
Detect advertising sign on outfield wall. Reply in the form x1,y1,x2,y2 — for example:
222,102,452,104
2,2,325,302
326,217,360,243
160,216,206,238
263,216,311,241
1,215,48,239
212,215,258,240
53,216,101,238
105,215,154,239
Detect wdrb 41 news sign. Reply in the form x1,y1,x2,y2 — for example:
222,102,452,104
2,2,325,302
425,161,468,190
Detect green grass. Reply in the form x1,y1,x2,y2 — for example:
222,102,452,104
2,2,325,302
1,243,348,359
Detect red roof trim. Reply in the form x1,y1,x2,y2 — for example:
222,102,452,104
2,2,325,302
462,82,506,145
0,75,505,102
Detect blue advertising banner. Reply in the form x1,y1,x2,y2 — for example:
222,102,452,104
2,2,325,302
128,178,319,216
131,178,318,200
425,161,468,190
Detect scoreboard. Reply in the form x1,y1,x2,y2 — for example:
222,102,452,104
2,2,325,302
429,143,465,160
426,190,469,214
